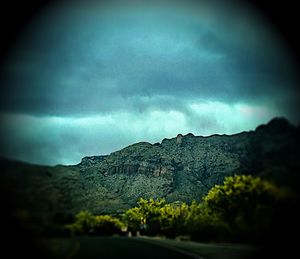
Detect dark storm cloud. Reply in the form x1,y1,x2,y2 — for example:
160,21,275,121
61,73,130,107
0,0,299,165
1,0,298,117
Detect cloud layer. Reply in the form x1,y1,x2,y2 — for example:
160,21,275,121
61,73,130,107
0,0,299,165
0,101,282,165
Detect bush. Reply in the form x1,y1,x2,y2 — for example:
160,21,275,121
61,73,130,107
124,198,189,237
124,198,166,236
184,202,230,242
159,202,189,238
66,211,125,236
122,175,295,243
123,207,144,232
66,175,297,243
202,175,294,243
66,211,95,235
92,215,125,236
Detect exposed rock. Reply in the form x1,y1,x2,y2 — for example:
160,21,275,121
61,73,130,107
176,134,183,144
1,117,299,219
78,155,107,167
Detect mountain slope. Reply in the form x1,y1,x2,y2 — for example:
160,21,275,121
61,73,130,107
1,117,299,220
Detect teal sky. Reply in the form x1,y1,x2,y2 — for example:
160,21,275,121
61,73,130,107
0,0,299,165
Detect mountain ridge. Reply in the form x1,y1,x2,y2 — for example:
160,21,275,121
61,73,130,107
1,117,299,221
78,117,293,165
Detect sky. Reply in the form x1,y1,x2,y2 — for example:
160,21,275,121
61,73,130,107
0,0,299,165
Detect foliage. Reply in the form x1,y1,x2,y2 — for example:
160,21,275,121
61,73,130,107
204,175,282,216
92,215,125,236
66,211,124,236
122,175,295,242
123,207,144,232
123,198,166,235
184,201,229,241
123,198,190,237
66,175,296,243
159,201,189,237
66,210,95,234
203,175,294,242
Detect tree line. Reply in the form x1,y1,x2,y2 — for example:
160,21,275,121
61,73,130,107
66,175,298,243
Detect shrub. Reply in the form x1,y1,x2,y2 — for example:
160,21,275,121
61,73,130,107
65,210,95,234
203,175,294,242
123,207,144,232
92,215,125,236
66,211,125,236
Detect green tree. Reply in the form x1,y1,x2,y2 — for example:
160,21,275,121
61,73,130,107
124,198,191,237
184,201,229,241
123,207,144,232
66,210,95,234
124,198,166,235
203,175,293,242
140,198,166,235
92,215,125,236
159,201,189,237
66,211,125,236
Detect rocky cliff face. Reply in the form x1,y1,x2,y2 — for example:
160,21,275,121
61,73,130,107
1,118,299,219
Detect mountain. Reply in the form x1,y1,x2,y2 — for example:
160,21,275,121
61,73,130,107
1,117,299,223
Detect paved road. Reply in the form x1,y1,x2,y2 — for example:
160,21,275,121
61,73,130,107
73,237,193,259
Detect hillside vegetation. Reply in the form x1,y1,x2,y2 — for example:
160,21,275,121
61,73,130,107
1,118,299,224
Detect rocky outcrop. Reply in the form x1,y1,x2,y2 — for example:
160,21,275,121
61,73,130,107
79,155,107,167
1,117,299,218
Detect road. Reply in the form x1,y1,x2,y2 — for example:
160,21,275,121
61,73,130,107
72,237,194,259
